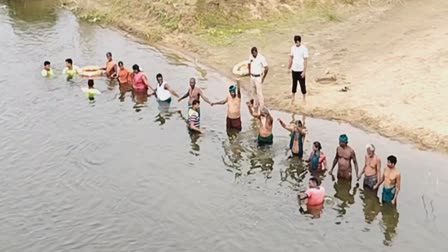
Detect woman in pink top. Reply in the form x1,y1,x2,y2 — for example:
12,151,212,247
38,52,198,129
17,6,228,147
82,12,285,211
298,177,325,206
132,64,154,92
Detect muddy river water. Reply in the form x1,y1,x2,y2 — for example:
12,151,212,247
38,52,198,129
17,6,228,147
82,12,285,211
1,1,447,251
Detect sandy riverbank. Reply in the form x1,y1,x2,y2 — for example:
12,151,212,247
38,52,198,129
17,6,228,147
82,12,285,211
63,0,448,152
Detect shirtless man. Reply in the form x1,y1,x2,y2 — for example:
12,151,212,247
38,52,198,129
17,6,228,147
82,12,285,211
358,144,382,190
330,134,359,180
247,100,273,146
211,79,242,131
278,118,306,158
378,155,401,205
178,78,212,113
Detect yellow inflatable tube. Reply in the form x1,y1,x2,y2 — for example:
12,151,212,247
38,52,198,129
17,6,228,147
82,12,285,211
79,66,104,77
232,60,250,77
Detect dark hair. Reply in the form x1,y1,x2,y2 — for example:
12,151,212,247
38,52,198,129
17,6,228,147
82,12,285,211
88,79,94,87
156,73,163,79
118,61,123,66
192,100,200,106
295,120,302,126
387,155,397,165
65,58,73,65
310,176,321,186
249,99,254,105
294,35,302,43
132,64,140,71
106,52,112,57
251,47,258,54
44,61,50,66
313,141,322,150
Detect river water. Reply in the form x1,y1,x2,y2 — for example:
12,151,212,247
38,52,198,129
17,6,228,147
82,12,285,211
1,1,448,251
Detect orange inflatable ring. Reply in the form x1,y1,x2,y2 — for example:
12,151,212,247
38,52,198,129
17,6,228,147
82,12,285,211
232,60,250,77
79,65,104,77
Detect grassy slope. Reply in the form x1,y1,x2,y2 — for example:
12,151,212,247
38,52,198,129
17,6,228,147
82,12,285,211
61,0,364,44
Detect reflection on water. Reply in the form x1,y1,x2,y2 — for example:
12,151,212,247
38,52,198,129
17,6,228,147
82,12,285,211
381,204,400,246
360,188,381,224
333,179,358,220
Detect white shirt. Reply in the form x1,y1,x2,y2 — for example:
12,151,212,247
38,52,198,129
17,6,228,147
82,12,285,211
290,45,309,72
156,82,171,101
249,53,268,75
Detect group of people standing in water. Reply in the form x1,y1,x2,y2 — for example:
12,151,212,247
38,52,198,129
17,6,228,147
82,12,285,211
40,34,401,213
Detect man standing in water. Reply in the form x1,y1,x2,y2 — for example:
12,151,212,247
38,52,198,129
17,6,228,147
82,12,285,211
247,100,273,146
154,73,180,103
188,100,204,134
178,78,212,113
288,35,309,105
248,47,268,112
102,52,117,79
278,118,306,158
62,58,80,79
211,79,242,131
330,134,360,180
379,155,401,205
358,144,382,190
117,61,132,100
41,61,54,77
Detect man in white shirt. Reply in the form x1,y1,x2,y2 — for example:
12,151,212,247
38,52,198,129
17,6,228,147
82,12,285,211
288,35,309,105
248,47,268,112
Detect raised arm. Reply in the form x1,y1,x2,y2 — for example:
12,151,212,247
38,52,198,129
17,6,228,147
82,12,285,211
246,101,260,119
277,118,293,132
236,79,241,98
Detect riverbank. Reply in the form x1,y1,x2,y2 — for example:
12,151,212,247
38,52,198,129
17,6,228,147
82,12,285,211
62,0,448,152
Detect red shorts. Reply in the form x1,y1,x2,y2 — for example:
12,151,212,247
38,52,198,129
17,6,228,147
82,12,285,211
226,117,242,131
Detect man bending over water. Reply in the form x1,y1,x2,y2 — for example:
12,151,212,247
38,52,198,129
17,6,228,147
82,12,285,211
379,155,401,205
188,100,204,134
278,118,306,158
330,134,359,180
247,100,273,146
212,79,242,131
358,144,381,190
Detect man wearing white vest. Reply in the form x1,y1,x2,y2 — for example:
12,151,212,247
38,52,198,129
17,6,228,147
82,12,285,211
154,73,180,103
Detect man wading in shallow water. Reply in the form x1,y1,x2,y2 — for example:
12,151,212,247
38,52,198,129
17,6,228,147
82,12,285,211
378,155,401,205
358,144,382,190
330,134,359,180
178,78,212,115
211,79,242,132
277,118,306,158
247,100,274,146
